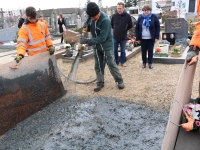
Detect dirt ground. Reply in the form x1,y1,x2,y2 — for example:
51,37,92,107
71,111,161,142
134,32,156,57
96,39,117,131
57,52,200,110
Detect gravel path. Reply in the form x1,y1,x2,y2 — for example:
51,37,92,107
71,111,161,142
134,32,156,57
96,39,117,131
58,52,200,110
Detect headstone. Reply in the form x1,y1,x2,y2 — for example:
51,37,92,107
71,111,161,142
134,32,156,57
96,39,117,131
76,18,82,28
64,18,70,26
165,18,188,45
3,21,9,29
0,26,18,42
0,8,5,21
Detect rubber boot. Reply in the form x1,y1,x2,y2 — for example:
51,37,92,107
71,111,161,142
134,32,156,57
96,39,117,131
94,83,104,92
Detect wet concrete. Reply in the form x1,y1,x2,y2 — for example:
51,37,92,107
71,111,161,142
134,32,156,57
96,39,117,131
0,96,168,150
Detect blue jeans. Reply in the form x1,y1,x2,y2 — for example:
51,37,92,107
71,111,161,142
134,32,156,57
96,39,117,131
140,39,155,64
113,39,126,64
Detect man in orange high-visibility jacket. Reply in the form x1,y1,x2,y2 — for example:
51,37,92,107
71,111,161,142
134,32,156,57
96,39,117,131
15,6,54,64
38,15,48,27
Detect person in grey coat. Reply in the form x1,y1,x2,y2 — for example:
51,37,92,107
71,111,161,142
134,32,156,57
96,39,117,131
80,2,124,92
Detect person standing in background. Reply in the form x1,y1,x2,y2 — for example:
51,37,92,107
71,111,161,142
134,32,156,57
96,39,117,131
39,15,48,27
111,2,132,67
58,14,65,43
18,13,26,29
135,4,160,69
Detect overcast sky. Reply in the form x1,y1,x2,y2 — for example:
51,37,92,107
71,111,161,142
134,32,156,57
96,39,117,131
0,0,118,11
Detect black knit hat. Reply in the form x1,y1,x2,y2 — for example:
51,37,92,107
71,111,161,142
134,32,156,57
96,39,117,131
86,2,100,17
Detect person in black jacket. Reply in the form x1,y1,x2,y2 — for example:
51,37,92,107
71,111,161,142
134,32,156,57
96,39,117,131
58,14,65,43
111,2,132,67
135,5,160,69
18,13,26,28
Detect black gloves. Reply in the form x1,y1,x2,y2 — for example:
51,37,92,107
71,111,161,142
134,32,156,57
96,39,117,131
49,46,55,55
186,46,199,65
14,54,24,63
80,37,88,44
186,50,197,63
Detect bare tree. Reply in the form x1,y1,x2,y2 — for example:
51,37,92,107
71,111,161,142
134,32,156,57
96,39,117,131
175,0,186,18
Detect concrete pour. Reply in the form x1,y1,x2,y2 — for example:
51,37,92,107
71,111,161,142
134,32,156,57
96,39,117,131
0,96,168,150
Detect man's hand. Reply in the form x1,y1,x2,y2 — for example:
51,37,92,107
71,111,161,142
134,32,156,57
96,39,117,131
80,37,88,44
188,55,198,66
186,50,198,65
15,55,23,63
11,55,23,69
49,46,55,55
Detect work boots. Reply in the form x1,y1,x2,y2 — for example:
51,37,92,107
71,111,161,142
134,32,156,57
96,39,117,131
117,80,124,89
94,83,104,92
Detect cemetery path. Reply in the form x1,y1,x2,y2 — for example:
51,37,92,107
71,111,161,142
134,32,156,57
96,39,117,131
57,52,200,110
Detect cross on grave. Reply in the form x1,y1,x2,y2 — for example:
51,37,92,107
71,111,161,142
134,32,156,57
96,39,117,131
0,8,5,20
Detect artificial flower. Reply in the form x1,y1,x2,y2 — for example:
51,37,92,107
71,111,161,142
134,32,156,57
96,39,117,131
182,101,200,131
191,109,199,120
195,121,200,126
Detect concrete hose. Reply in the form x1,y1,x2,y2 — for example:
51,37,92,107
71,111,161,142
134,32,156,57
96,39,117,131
58,67,96,84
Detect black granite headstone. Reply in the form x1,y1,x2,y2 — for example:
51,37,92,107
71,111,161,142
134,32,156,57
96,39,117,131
165,18,188,45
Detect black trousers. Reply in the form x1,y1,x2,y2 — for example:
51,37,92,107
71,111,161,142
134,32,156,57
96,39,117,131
61,33,63,43
140,39,155,64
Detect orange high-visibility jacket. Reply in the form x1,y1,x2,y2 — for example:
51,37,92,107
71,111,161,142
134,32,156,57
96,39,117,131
17,21,52,56
189,22,200,50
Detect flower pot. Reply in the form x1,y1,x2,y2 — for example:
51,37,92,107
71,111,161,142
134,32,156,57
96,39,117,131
171,52,182,57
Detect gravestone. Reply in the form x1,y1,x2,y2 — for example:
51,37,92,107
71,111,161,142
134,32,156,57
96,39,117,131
76,18,82,28
64,18,70,26
3,21,9,29
165,18,188,45
0,26,18,42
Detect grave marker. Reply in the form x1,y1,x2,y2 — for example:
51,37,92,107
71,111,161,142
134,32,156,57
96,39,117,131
0,26,18,42
165,18,188,45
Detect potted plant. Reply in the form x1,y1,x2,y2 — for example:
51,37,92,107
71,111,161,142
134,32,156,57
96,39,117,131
171,45,182,57
65,42,72,57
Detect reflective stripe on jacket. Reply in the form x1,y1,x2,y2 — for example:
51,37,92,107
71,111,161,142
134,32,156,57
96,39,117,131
17,21,53,56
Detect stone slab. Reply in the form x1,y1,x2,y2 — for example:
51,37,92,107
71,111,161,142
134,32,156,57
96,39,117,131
153,46,188,64
0,52,66,135
0,39,66,65
0,43,16,49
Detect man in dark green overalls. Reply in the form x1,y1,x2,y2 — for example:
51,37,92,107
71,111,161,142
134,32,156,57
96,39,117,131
80,2,124,92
